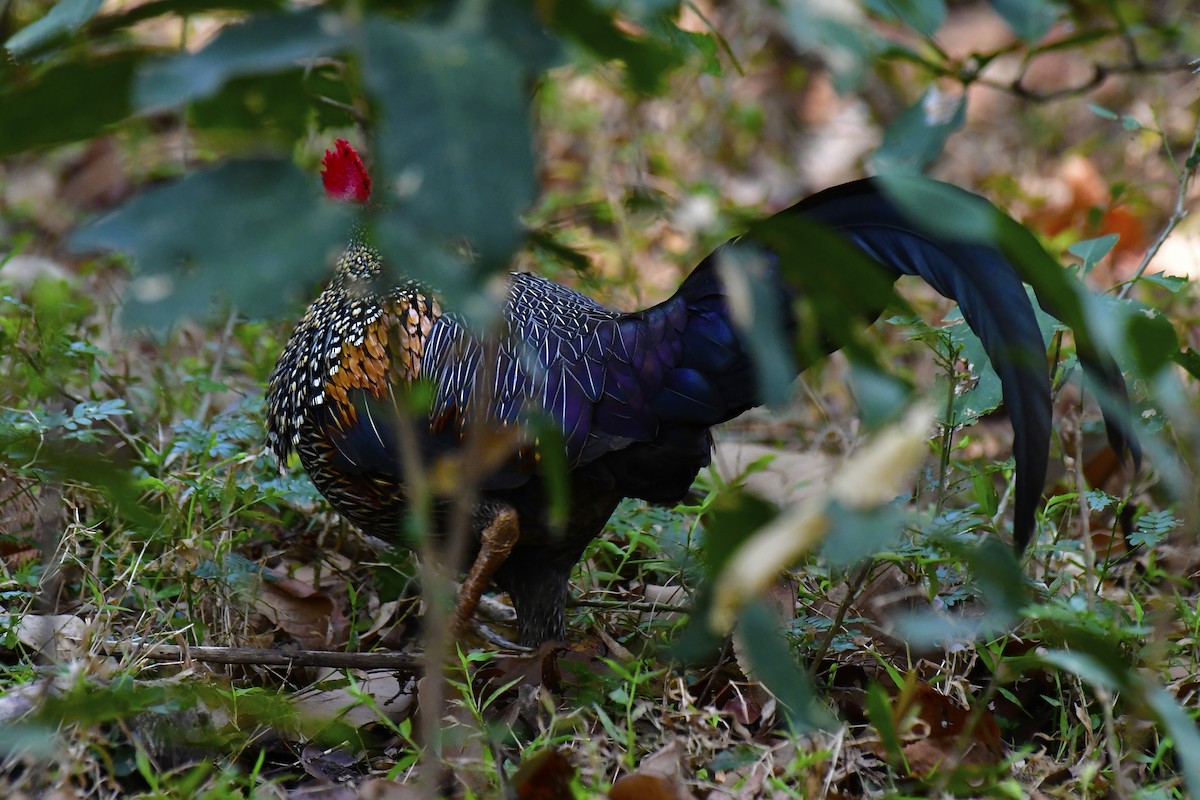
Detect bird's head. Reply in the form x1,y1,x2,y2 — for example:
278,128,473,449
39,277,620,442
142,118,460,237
321,139,372,204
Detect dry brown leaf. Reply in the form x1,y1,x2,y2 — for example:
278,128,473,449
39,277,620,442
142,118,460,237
609,774,682,800
711,442,834,507
6,613,87,660
357,779,424,800
609,740,696,800
293,671,414,728
511,748,576,800
255,568,348,649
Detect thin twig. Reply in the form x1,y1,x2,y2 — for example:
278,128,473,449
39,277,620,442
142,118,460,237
1117,119,1200,300
110,641,424,671
808,560,873,676
568,597,691,614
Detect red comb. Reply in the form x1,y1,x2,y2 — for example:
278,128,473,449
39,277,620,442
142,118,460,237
321,139,371,203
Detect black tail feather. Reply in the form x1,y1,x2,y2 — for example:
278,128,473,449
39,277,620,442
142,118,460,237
773,178,1135,551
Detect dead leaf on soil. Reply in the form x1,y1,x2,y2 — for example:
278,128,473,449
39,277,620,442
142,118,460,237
610,740,696,800
3,613,88,660
866,682,1004,777
511,748,576,800
255,567,348,649
293,671,415,728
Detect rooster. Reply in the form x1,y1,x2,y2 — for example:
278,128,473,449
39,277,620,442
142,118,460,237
267,140,1136,646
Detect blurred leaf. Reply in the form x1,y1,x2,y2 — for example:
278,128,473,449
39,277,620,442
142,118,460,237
1087,103,1119,121
780,0,879,92
865,683,904,761
864,0,945,39
989,0,1059,41
821,501,906,568
1175,348,1200,380
70,159,350,328
1125,306,1179,378
486,0,565,73
716,247,794,406
737,600,836,731
873,88,965,174
188,68,354,139
895,539,1027,647
873,175,1131,458
538,0,685,93
1143,685,1200,799
848,362,913,428
874,173,999,242
363,16,534,272
1067,234,1119,273
4,0,103,56
699,488,778,577
134,8,347,110
0,53,141,156
1036,649,1122,691
745,212,901,373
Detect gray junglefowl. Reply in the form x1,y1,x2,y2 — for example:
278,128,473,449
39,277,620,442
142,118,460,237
267,140,1137,646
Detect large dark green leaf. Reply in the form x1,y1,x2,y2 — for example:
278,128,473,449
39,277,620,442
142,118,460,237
70,159,351,328
4,0,104,56
362,17,534,272
188,68,355,139
134,8,348,110
0,53,141,156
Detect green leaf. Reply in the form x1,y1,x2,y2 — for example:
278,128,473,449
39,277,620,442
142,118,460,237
821,501,906,568
1143,685,1200,799
1067,234,1120,273
363,17,534,272
187,66,355,138
779,0,879,92
1130,509,1177,548
737,600,836,731
1174,348,1200,380
894,538,1027,647
0,53,141,157
70,159,350,328
699,489,778,577
715,247,795,406
873,88,966,174
989,0,1059,41
1126,306,1179,378
865,0,946,37
134,8,347,110
538,0,685,93
848,362,913,428
1140,272,1188,293
1087,103,1119,121
4,0,104,56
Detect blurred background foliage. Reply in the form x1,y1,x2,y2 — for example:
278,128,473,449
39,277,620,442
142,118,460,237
1,0,1200,796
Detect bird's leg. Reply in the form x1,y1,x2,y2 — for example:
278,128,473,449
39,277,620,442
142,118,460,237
452,506,519,633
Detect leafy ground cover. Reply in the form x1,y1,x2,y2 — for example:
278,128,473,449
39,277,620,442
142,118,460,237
1,0,1199,797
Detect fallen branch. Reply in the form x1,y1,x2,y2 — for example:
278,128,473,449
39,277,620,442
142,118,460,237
112,642,423,672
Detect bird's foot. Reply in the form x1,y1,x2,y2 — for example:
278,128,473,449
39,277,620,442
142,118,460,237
452,506,519,634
